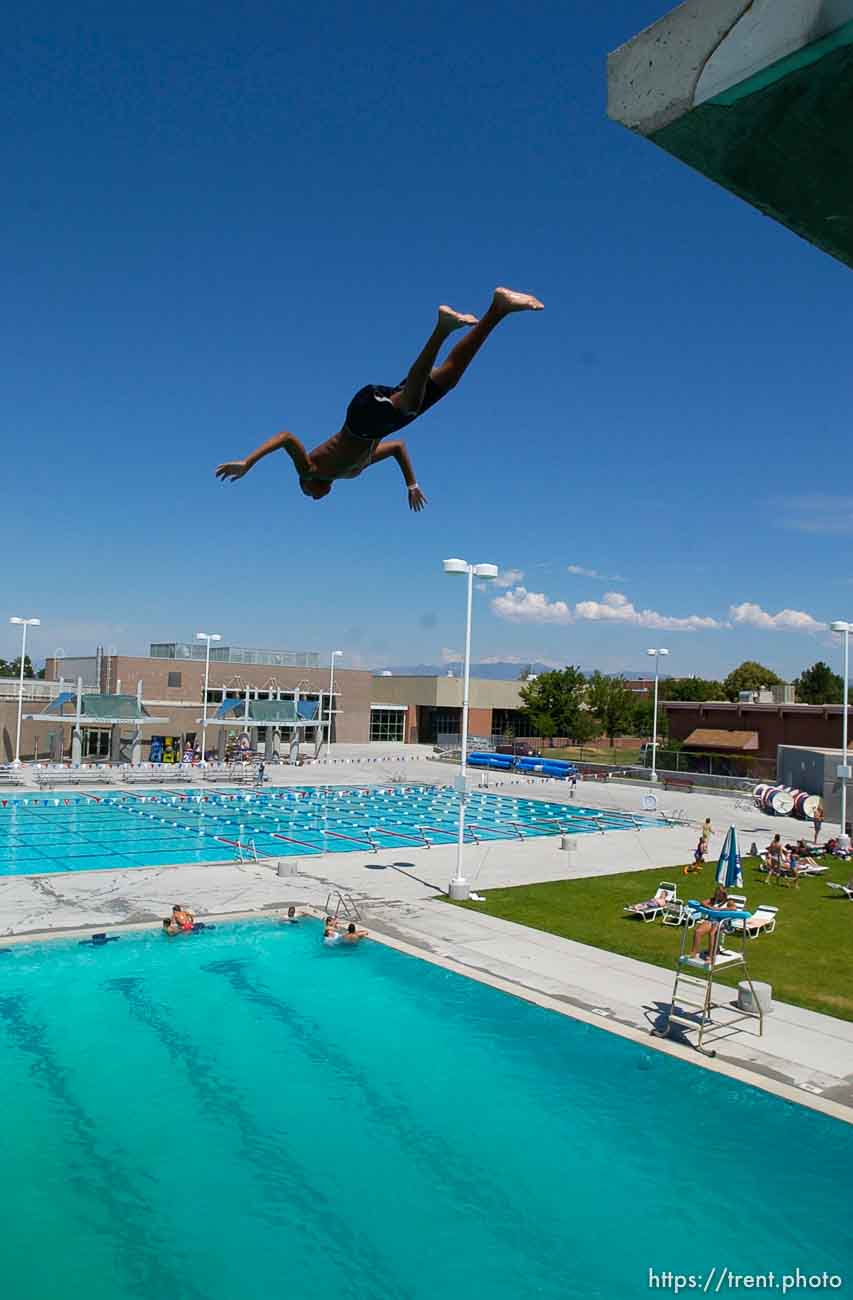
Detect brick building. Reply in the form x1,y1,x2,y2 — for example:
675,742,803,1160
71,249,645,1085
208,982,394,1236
664,700,848,776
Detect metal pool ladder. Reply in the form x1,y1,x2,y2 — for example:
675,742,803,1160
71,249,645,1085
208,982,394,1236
324,890,362,922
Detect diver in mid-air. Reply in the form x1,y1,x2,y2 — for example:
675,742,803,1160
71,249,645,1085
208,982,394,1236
215,287,543,512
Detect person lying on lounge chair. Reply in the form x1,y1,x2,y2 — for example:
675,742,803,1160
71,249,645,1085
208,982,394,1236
625,887,671,915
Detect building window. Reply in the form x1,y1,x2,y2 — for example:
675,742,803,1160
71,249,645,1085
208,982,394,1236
370,709,406,743
167,672,182,688
83,729,111,759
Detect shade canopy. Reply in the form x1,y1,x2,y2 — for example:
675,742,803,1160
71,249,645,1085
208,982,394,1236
199,697,321,727
25,693,168,726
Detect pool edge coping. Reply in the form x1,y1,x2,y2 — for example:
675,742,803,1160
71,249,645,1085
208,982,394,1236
3,905,851,1128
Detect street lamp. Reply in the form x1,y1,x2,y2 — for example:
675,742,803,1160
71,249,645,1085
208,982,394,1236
327,650,343,758
443,558,499,898
10,617,41,767
830,621,852,848
646,648,670,783
196,632,221,765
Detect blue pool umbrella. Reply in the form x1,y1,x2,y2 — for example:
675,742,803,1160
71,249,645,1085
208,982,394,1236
716,825,742,890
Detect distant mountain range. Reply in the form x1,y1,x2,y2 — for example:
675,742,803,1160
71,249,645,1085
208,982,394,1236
373,662,659,681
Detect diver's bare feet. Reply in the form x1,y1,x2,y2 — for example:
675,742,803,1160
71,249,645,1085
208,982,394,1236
438,305,478,333
492,287,544,315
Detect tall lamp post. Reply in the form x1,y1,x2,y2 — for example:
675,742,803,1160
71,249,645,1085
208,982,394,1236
196,632,221,765
327,650,343,758
443,558,499,898
646,647,670,783
10,616,41,767
831,620,852,848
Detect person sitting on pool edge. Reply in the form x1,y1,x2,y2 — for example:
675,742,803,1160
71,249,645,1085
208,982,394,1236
215,287,543,512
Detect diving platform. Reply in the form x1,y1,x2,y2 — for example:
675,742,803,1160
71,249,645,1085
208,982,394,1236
608,0,853,269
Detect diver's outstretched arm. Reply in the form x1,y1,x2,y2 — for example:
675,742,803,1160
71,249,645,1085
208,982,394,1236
216,431,311,482
370,440,427,512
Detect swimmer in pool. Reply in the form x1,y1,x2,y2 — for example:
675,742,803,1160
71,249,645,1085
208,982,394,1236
341,923,368,945
323,916,341,945
164,904,195,935
215,287,543,512
283,906,299,924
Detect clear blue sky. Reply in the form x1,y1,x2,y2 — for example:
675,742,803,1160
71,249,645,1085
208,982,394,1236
4,0,852,681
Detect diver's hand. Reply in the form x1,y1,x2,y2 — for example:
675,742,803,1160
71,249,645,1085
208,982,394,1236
216,460,249,482
408,484,428,512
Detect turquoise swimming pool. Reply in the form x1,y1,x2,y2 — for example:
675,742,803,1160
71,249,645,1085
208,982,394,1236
1,920,849,1300
0,784,661,875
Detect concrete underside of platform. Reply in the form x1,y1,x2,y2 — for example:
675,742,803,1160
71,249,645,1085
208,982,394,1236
608,0,853,268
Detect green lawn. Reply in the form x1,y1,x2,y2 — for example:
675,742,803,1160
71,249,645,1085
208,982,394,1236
452,857,853,1021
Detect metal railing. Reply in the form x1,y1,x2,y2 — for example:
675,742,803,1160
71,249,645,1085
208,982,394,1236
324,891,361,922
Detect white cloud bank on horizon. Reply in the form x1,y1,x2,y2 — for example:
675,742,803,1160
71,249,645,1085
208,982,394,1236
729,602,827,633
574,592,722,632
491,587,574,625
492,588,720,631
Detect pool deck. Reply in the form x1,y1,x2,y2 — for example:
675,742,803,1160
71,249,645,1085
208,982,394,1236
2,749,851,1122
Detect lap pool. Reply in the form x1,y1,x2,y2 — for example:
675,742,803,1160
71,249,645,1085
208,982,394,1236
0,784,662,875
1,920,849,1300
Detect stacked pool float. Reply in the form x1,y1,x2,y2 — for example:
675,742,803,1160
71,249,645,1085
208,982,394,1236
753,783,822,819
468,752,577,780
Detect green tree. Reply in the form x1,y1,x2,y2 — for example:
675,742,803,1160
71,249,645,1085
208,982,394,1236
660,677,724,702
1,655,35,678
722,661,783,702
794,661,844,705
529,711,557,748
519,666,588,740
629,695,667,739
586,673,635,747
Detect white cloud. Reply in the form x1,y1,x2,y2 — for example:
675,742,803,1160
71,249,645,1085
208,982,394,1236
729,602,827,633
574,591,722,632
493,567,524,589
777,496,853,535
491,587,574,625
567,564,626,581
440,647,463,663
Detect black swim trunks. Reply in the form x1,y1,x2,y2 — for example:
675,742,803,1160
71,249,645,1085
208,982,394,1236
344,377,445,440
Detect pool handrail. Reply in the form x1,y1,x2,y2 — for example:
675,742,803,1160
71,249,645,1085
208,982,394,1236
271,831,323,853
322,828,379,851
368,826,430,847
419,823,480,845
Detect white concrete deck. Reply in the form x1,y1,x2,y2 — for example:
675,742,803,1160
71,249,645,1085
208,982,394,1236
2,753,850,1122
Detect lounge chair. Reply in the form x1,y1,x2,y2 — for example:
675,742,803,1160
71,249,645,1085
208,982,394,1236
828,882,853,900
792,857,828,876
624,881,677,922
662,900,703,927
726,904,778,938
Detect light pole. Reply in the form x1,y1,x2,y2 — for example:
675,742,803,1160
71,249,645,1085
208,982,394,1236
443,558,499,898
646,647,670,783
10,616,41,767
327,650,343,758
196,632,221,765
831,621,852,848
